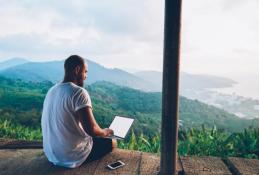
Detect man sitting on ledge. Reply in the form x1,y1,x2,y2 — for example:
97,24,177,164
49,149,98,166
41,55,117,168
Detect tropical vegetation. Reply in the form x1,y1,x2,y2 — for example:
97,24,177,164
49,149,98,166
0,76,258,158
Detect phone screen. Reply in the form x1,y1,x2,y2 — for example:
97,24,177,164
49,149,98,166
110,161,123,168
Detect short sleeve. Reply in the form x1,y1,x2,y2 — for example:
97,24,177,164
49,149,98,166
73,88,92,112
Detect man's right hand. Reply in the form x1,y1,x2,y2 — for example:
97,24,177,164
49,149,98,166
102,128,114,137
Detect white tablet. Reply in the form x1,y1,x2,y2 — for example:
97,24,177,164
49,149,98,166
108,116,134,139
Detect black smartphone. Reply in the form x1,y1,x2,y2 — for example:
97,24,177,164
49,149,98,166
107,160,125,170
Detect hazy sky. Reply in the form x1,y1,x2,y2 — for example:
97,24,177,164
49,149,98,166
0,0,259,76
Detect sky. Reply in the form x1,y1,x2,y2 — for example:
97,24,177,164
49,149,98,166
0,0,259,77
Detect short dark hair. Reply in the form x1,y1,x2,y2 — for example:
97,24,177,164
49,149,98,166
64,55,85,74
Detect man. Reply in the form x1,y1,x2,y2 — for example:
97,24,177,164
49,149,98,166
41,55,116,168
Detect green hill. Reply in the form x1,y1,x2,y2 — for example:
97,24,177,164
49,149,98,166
88,81,259,133
0,77,258,138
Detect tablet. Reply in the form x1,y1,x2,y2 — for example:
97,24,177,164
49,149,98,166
108,116,134,139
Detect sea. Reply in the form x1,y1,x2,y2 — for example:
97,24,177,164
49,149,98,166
212,74,259,100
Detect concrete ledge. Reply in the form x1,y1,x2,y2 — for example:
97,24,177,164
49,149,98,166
1,139,258,175
0,149,163,175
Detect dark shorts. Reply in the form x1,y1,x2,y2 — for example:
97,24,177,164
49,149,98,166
85,137,113,163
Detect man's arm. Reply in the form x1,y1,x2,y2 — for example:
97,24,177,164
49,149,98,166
76,106,113,137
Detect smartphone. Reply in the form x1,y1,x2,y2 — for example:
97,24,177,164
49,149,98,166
107,160,125,170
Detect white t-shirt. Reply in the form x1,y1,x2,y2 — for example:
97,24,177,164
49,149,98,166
41,82,93,168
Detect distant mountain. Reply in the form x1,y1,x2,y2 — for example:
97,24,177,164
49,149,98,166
86,60,154,90
0,58,237,92
0,58,28,70
0,59,155,91
0,61,63,82
134,71,162,91
180,72,237,90
134,71,237,91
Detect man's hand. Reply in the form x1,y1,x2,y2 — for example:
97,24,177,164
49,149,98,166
102,128,114,137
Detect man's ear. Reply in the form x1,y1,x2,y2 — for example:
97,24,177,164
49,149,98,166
75,65,81,75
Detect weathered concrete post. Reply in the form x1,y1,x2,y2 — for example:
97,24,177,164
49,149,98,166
160,0,182,174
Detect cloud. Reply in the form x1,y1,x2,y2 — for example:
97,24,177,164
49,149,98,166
181,0,259,76
0,0,259,75
0,0,164,71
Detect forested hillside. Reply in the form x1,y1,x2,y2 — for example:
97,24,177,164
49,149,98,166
0,76,258,138
1,76,259,158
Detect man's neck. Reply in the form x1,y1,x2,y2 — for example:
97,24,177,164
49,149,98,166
63,77,77,85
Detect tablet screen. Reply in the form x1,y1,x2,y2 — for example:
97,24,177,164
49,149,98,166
109,116,134,138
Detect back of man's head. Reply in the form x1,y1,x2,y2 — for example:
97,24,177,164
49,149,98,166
64,55,85,75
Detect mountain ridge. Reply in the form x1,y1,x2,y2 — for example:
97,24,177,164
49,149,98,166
0,58,28,70
0,57,237,92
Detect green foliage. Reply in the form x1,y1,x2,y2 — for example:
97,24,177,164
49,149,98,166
0,77,162,136
0,117,258,159
119,127,259,159
178,125,230,157
1,77,259,136
227,128,259,158
0,119,42,140
0,76,259,159
118,131,160,154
